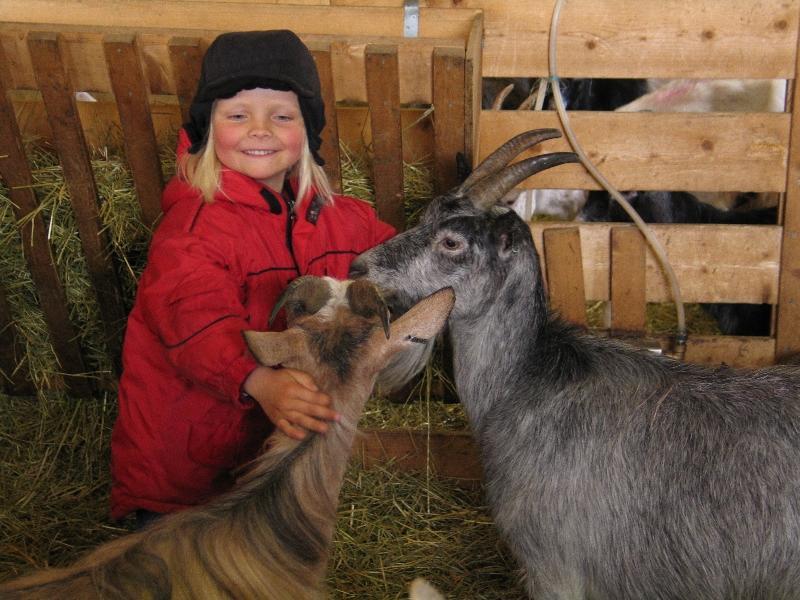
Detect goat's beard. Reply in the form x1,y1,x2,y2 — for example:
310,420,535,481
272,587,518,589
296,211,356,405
375,338,435,392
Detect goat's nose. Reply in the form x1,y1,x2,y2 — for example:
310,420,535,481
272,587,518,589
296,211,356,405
348,259,368,279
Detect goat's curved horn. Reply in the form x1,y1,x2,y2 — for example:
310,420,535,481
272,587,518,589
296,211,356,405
346,279,391,339
467,152,581,209
458,128,563,194
491,82,514,111
269,276,332,327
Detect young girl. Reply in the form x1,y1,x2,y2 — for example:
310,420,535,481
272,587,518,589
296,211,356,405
110,30,395,524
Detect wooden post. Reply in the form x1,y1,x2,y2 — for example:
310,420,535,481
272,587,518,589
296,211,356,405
167,36,204,125
776,24,800,361
610,226,647,333
464,13,483,166
28,31,126,380
312,45,342,193
432,46,466,195
104,34,164,230
365,44,405,231
543,227,587,326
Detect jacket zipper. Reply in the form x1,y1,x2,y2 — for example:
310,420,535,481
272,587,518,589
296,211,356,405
283,194,301,275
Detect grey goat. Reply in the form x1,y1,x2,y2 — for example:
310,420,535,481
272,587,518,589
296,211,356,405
350,129,800,599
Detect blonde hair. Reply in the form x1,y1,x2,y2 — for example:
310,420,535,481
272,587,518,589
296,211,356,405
179,110,334,208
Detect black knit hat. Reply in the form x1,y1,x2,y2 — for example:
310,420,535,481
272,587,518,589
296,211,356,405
185,30,326,165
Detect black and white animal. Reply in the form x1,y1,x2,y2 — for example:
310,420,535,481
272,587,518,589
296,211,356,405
579,190,777,336
350,129,800,599
0,277,453,600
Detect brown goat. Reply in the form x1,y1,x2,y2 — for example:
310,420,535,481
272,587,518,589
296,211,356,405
1,277,454,600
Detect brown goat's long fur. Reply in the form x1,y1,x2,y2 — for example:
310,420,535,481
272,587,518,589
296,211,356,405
1,281,454,600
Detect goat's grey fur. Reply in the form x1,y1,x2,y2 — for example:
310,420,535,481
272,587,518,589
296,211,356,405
350,129,800,599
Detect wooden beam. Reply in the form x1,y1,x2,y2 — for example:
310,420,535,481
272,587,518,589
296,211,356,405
432,46,465,195
311,44,343,194
775,16,800,361
28,31,126,380
353,429,482,483
103,34,163,229
365,44,405,231
479,111,790,193
610,226,646,333
531,223,781,304
542,227,587,326
0,43,91,395
479,0,798,79
167,36,203,125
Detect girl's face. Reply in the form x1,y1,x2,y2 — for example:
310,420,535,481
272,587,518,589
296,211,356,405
212,87,306,192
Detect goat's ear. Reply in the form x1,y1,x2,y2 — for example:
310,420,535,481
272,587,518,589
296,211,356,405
387,287,455,350
494,211,523,259
243,330,306,367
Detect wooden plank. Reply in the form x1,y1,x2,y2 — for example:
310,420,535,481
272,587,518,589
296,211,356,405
464,12,482,164
432,46,465,195
365,44,405,231
353,429,482,482
0,3,478,47
0,51,91,395
311,45,342,193
103,35,163,229
475,0,798,79
679,335,775,368
0,285,35,395
610,226,646,332
167,36,203,124
542,227,586,326
27,32,126,378
478,111,790,193
531,223,782,304
775,25,800,361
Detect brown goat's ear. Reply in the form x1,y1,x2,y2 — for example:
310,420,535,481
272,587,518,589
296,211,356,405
347,279,391,339
243,330,306,367
388,287,455,349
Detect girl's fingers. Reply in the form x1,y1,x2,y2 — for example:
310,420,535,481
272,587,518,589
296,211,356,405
277,418,307,441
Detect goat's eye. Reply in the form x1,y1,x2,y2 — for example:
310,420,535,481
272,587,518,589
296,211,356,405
440,237,462,251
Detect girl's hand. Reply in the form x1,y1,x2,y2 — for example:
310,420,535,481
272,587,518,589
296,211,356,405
243,366,339,440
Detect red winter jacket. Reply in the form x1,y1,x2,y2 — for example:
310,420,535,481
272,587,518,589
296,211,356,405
110,131,395,520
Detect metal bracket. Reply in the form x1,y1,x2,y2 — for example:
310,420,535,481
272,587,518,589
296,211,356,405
404,0,420,38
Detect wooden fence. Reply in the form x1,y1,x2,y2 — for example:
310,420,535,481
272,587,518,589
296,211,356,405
0,1,480,394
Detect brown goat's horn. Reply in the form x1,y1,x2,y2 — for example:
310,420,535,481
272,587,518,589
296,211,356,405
346,279,391,339
467,152,581,209
269,276,332,327
458,128,564,194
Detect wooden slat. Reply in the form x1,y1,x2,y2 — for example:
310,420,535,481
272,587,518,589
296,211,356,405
479,111,790,192
477,0,798,79
679,335,776,368
610,226,646,332
776,26,800,361
311,45,342,193
0,285,35,395
0,2,478,41
167,36,203,124
542,227,586,325
531,223,781,304
27,32,126,377
432,46,465,195
365,44,405,231
0,56,90,396
104,35,163,229
464,12,483,163
353,429,482,483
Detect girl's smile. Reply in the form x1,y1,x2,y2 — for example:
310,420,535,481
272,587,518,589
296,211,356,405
212,88,306,192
